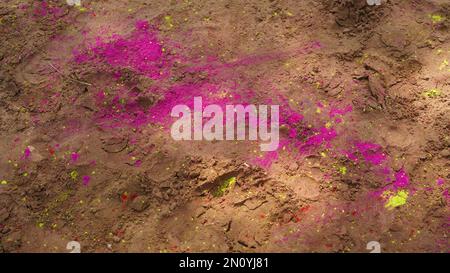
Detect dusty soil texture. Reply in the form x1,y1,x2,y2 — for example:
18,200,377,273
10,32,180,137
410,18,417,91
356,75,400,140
0,0,449,253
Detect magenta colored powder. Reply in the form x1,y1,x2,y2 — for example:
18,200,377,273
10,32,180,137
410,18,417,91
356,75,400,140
22,147,31,160
82,176,90,186
252,151,279,169
288,128,297,138
251,140,290,168
304,127,337,147
95,91,106,104
19,4,29,10
74,20,166,79
354,142,386,165
437,178,445,186
381,166,392,182
393,168,409,188
32,1,64,19
342,150,359,162
71,152,80,162
72,20,321,136
287,112,303,124
135,20,150,30
329,105,353,118
70,18,409,203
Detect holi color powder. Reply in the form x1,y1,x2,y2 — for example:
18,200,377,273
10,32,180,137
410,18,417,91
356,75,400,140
385,190,409,209
443,189,450,200
303,127,337,148
74,20,167,79
429,14,445,24
214,177,236,197
71,152,80,162
82,175,90,186
354,142,386,165
393,168,410,189
1,0,450,255
32,1,65,19
70,170,79,180
22,147,31,160
424,88,442,98
64,19,428,249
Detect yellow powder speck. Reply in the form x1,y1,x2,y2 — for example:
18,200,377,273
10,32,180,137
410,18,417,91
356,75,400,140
385,190,409,209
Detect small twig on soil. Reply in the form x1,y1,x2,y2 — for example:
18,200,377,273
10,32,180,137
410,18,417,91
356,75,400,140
48,62,92,86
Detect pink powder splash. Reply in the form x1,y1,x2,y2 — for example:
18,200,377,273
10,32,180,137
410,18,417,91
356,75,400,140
82,176,90,186
21,147,31,160
74,20,168,79
32,1,64,19
443,189,449,200
252,150,280,169
71,152,80,162
303,127,337,148
9,17,440,247
354,142,386,166
134,160,142,167
393,168,410,189
71,19,411,195
329,105,353,119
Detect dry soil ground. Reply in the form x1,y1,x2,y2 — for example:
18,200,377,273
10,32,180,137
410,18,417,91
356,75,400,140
0,0,449,252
